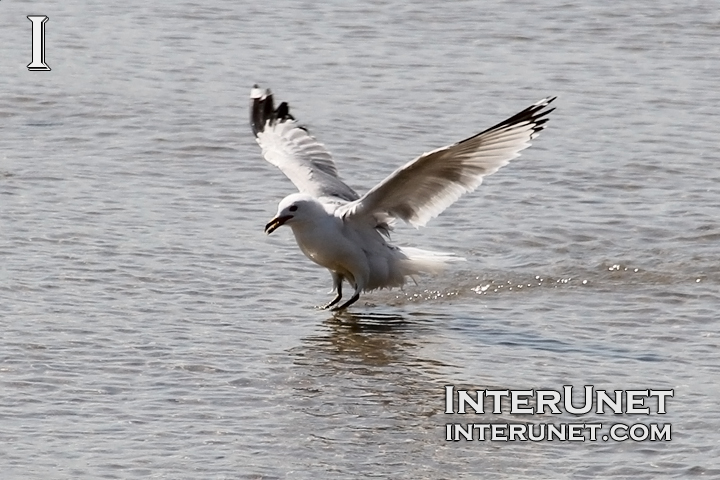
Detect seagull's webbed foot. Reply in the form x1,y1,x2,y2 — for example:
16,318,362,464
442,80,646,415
331,291,360,312
320,292,342,310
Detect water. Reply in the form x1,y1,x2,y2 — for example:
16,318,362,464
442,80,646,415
1,0,719,478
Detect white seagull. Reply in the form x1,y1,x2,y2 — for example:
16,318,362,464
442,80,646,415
252,85,555,310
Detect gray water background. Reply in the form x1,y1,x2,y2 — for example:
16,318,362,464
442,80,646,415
1,0,719,478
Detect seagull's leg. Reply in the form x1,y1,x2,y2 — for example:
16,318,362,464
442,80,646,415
321,289,342,309
320,273,343,309
331,285,361,311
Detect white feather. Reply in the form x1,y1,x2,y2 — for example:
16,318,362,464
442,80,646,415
338,97,556,227
251,87,358,202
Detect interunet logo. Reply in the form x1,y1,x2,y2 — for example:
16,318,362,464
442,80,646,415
444,385,673,442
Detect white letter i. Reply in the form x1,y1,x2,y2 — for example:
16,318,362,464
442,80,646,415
27,15,51,71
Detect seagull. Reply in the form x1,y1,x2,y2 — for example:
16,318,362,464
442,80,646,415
251,85,555,311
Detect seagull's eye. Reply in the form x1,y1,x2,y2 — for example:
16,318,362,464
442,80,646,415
289,205,298,212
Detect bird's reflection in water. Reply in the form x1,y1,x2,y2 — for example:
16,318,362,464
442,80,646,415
291,308,454,384
293,311,410,369
289,309,454,426
330,310,409,331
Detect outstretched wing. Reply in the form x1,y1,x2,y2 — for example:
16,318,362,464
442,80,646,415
338,97,556,227
250,85,359,202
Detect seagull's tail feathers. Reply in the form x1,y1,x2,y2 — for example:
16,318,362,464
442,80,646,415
398,247,465,276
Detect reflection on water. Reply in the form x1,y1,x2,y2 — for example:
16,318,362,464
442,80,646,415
294,310,451,371
330,311,410,328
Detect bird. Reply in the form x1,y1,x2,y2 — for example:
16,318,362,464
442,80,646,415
251,85,555,311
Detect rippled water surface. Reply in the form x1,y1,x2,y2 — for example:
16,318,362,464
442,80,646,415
1,0,719,478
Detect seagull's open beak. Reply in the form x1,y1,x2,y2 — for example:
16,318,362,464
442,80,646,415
264,215,293,235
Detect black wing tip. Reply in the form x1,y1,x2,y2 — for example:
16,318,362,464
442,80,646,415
479,94,558,137
250,84,295,137
529,98,557,136
276,101,295,121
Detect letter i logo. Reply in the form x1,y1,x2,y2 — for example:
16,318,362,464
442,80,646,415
27,15,51,71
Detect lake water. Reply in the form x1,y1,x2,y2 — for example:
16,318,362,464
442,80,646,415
1,0,719,478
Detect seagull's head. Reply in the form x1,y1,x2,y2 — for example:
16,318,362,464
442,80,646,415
265,193,324,234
